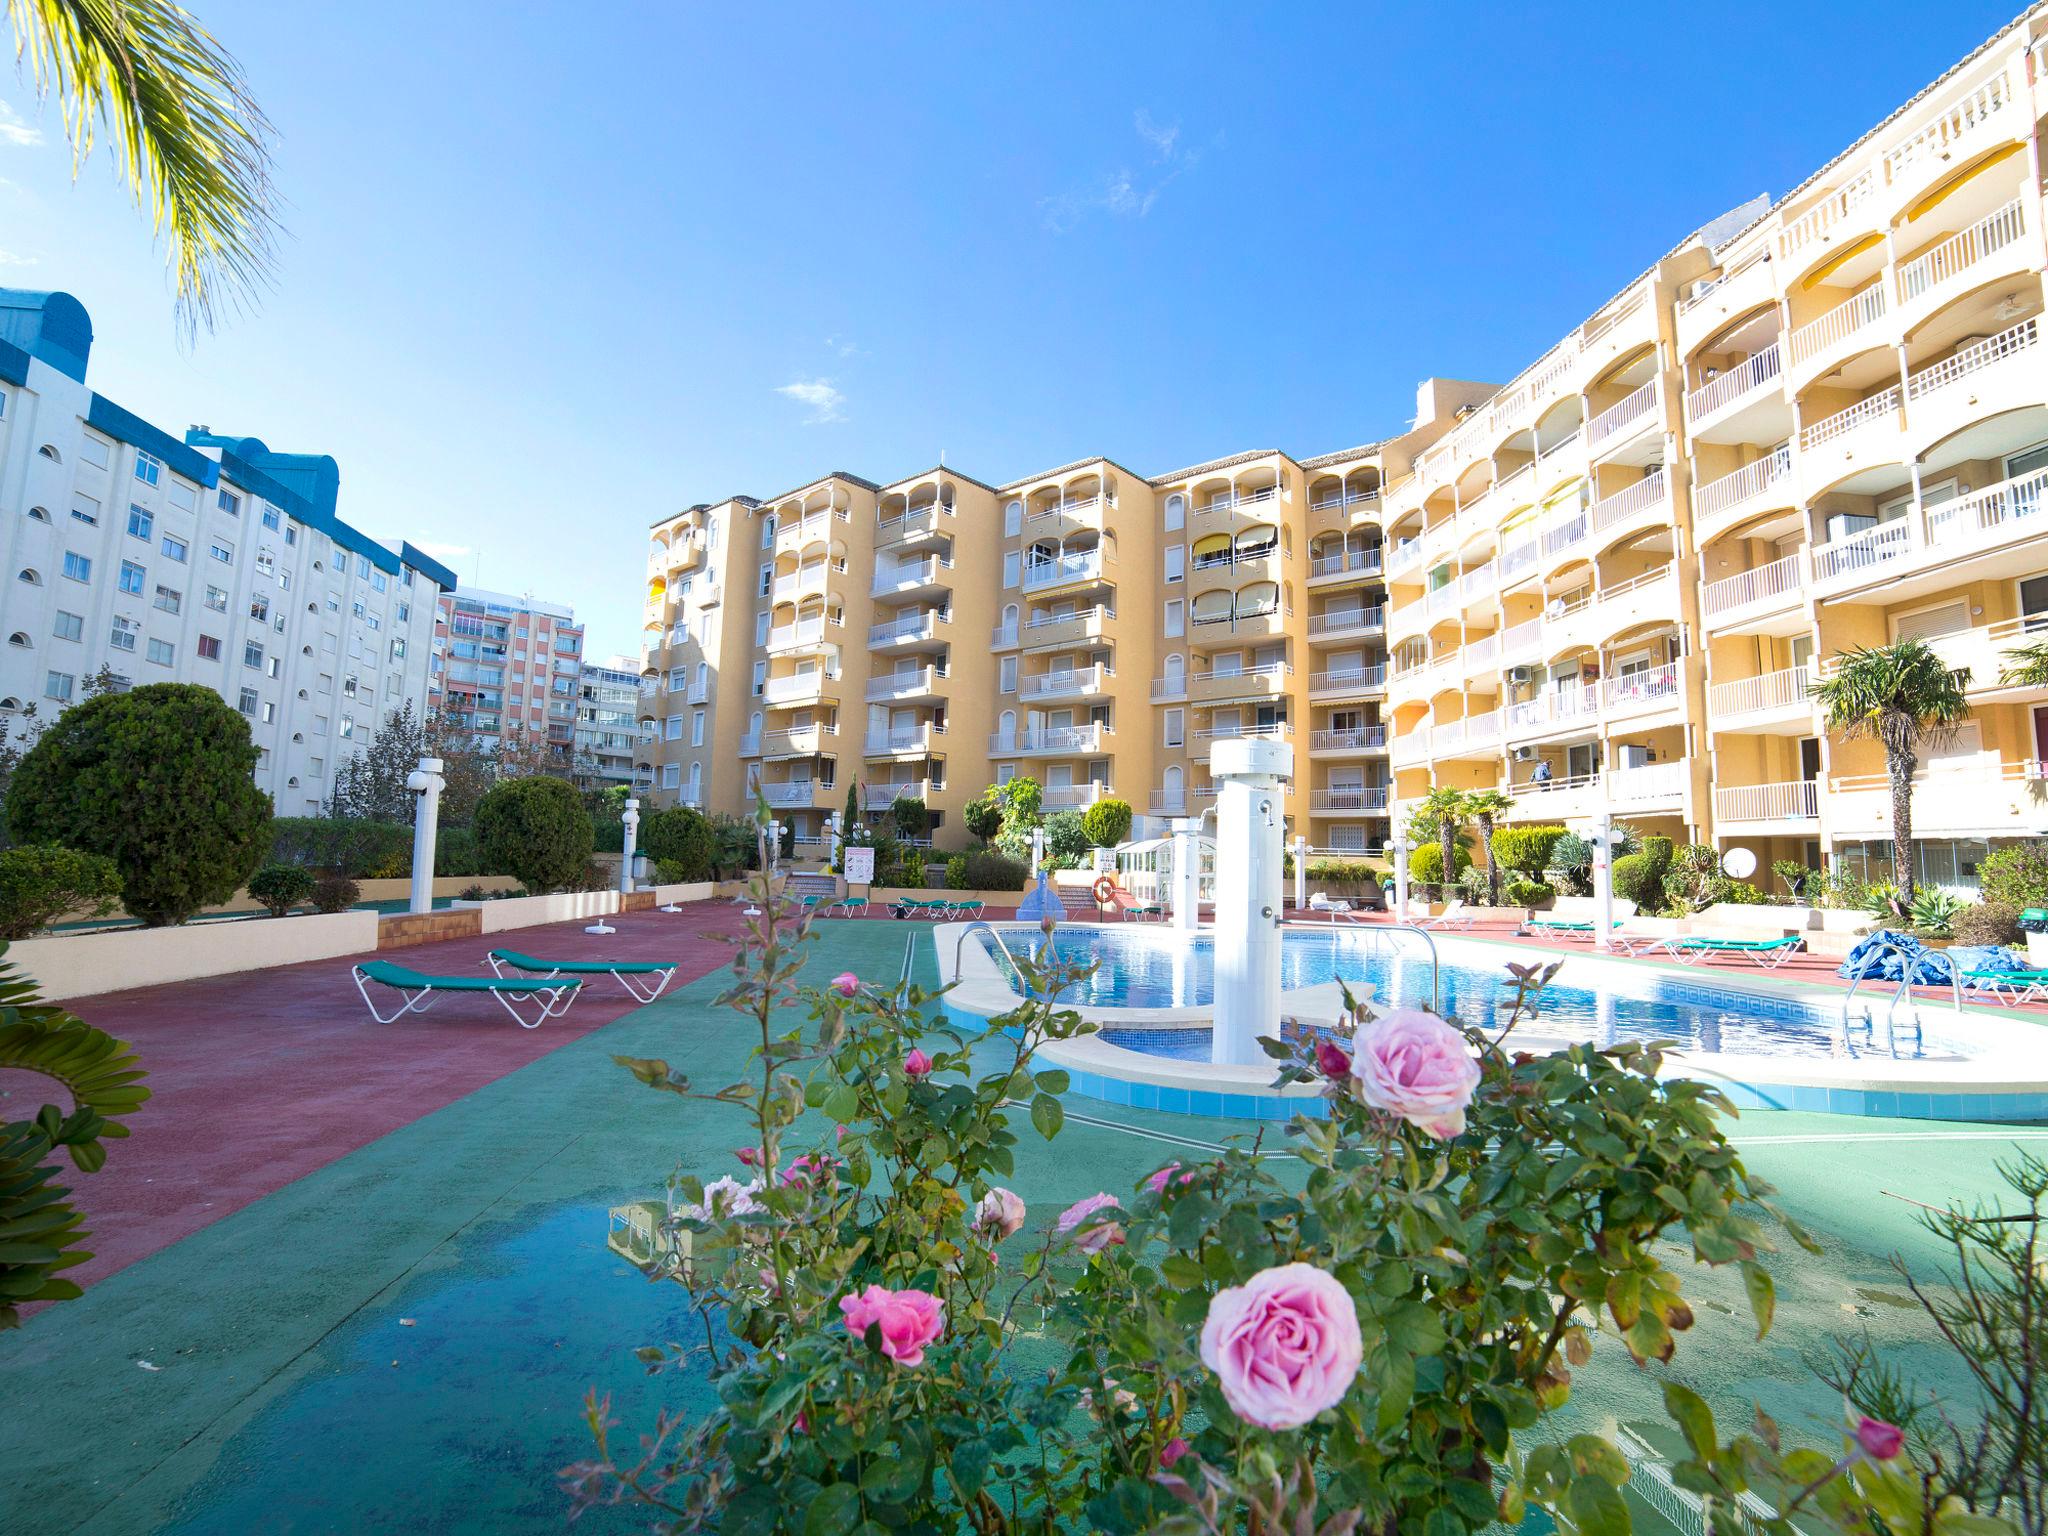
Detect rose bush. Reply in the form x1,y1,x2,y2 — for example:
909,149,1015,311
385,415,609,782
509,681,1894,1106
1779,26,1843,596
567,838,2021,1536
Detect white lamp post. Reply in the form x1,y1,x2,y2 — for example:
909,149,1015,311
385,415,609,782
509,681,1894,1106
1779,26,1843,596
1591,811,1615,951
1170,817,1202,930
1291,832,1307,918
404,756,444,916
1391,832,1410,920
619,798,641,896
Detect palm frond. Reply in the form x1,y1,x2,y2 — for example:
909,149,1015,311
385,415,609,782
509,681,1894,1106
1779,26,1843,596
1999,641,2048,689
8,0,279,336
1809,639,1972,743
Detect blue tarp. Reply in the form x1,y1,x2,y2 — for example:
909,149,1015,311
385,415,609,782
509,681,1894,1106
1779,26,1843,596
1837,929,2025,986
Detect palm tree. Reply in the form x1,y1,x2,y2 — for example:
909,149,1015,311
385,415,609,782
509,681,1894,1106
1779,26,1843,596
1464,788,1515,906
7,0,279,333
1809,639,1972,897
2000,641,2048,689
1414,786,1470,903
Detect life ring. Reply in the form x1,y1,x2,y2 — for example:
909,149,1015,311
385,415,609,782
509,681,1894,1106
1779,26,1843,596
1091,875,1118,906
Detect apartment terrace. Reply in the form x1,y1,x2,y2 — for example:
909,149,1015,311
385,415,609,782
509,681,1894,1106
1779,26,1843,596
741,721,840,759
1810,462,2048,602
988,722,1109,756
1019,662,1113,701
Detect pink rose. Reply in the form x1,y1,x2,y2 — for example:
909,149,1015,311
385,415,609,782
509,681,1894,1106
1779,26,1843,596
1856,1416,1905,1461
793,1412,808,1434
735,1146,762,1167
830,972,859,998
1314,1039,1352,1078
1056,1192,1125,1254
779,1154,838,1187
1160,1437,1190,1469
1144,1162,1199,1195
1351,1008,1481,1140
973,1186,1027,1239
839,1284,945,1367
903,1048,933,1080
1199,1262,1363,1430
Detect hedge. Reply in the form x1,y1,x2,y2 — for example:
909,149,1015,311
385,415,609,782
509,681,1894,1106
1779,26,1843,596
0,844,122,938
946,850,1028,891
1408,842,1472,887
1489,825,1566,877
642,805,714,882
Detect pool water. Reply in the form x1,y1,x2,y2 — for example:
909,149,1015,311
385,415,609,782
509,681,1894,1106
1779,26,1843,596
992,927,1957,1061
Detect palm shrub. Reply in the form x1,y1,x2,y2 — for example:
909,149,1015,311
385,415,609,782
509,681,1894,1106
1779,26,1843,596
1549,831,1592,894
7,683,272,926
475,776,596,892
246,863,315,918
1908,886,1965,939
707,813,761,877
0,845,121,939
642,805,714,882
0,944,150,1329
1810,639,1972,898
1081,797,1133,848
1463,789,1515,905
1410,787,1470,899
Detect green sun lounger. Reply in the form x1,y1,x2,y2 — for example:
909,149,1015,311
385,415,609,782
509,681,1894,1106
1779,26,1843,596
485,948,681,1002
1658,934,1804,969
1964,967,2048,1006
1521,919,1618,937
352,959,582,1028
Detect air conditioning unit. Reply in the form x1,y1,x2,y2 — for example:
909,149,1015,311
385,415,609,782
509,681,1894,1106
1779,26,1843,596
1824,511,1877,544
1512,746,1535,762
1617,745,1654,770
1506,666,1532,685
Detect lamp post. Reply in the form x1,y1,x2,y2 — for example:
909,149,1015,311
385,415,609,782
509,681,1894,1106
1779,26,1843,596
1391,832,1410,920
1291,832,1307,917
404,756,444,916
1591,811,1615,951
619,798,641,896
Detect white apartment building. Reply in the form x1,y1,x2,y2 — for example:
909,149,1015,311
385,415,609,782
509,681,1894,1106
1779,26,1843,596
0,288,456,813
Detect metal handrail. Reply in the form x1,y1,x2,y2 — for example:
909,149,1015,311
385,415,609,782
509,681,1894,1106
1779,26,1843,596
952,920,1035,993
1839,936,1962,1055
1305,920,1440,1013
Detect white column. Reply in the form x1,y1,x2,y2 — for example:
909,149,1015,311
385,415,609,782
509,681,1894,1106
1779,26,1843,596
1592,811,1615,950
1391,832,1410,919
1292,833,1307,915
1031,825,1045,872
405,756,445,916
1211,738,1291,1067
619,798,641,895
1170,816,1202,930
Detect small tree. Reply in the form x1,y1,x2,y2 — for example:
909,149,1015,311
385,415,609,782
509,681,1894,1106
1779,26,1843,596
963,795,1001,845
843,782,861,840
643,805,715,881
474,776,594,893
1811,640,1972,898
889,797,930,841
1081,797,1133,849
246,863,316,918
1463,789,1515,905
0,846,122,939
7,683,272,926
1042,811,1091,869
1410,787,1471,900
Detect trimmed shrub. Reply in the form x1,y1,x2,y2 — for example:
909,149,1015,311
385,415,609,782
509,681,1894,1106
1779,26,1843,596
1954,900,2022,948
1408,841,1472,888
474,776,595,893
1306,857,1383,885
642,805,714,882
1490,825,1566,877
247,863,316,918
1980,844,2048,912
1081,798,1133,848
949,850,1028,891
889,797,931,840
268,817,412,878
310,875,360,914
1612,836,1674,909
1043,811,1091,869
7,682,272,926
1504,878,1554,909
0,845,122,938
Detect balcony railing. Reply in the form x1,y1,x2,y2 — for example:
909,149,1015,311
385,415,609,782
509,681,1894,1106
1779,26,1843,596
1020,663,1111,700
1813,518,1912,583
1192,661,1291,687
1898,197,2026,304
1588,471,1668,536
1608,761,1686,806
1587,380,1657,450
1708,665,1811,721
1307,605,1386,636
1906,317,2038,404
1151,674,1188,702
1194,721,1291,741
1041,783,1110,810
1883,72,2013,183
1309,665,1387,694
761,781,827,808
1799,386,1899,452
1714,779,1819,825
1702,551,1808,619
866,666,946,701
1694,446,1792,523
1310,787,1391,813
989,723,1104,754
1686,342,1782,420
772,566,830,602
1021,549,1105,591
758,724,837,756
869,612,937,646
1505,682,1601,736
1199,487,1280,515
1309,490,1380,514
1431,709,1501,754
872,556,954,596
1779,168,1874,260
1925,464,2048,552
768,616,829,650
1308,547,1383,579
1025,495,1105,525
866,725,937,754
1788,285,1887,369
875,504,949,543
1310,726,1387,751
1602,662,1681,714
1149,789,1186,815
864,780,932,807
1192,540,1281,572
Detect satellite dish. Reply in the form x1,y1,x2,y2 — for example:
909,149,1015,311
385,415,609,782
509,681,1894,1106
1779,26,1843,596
1722,847,1758,880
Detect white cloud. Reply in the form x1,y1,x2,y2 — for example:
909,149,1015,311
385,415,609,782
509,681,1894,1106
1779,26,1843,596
1134,109,1179,161
0,248,36,269
775,377,846,425
0,102,44,149
1041,110,1201,233
823,334,861,359
410,539,473,561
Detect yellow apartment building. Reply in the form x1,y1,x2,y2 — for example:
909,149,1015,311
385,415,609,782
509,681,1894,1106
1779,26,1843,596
641,8,2048,888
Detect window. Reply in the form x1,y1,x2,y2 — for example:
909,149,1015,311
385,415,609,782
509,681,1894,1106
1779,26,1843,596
755,611,771,646
1002,551,1020,588
999,656,1018,693
313,714,329,735
197,635,222,660
1164,708,1185,747
339,716,356,740
119,560,146,595
758,564,772,597
217,489,241,516
45,671,73,702
356,554,371,579
133,451,162,486
257,550,277,577
661,714,682,739
692,709,706,746
110,617,139,652
71,496,99,526
372,571,386,593
250,593,270,622
261,504,281,530
127,505,154,540
1164,545,1185,584
751,660,767,696
62,552,92,583
262,701,276,723
243,641,265,669
79,435,109,470
390,637,407,660
205,585,229,612
1164,599,1185,637
1164,493,1185,531
326,593,341,613
52,611,82,641
234,686,259,716
161,534,188,562
761,515,776,549
210,540,233,564
169,480,196,512
148,639,175,667
343,673,359,697
1004,500,1022,536
153,585,181,614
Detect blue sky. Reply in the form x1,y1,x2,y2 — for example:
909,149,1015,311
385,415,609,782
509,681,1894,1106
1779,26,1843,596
0,0,2022,658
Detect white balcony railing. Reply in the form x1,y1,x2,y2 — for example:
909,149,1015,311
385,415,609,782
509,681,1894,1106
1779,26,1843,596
1310,786,1391,813
1192,661,1291,689
768,617,828,650
1898,197,2026,303
1925,465,2048,552
1800,386,1899,452
1310,726,1388,752
1693,446,1792,523
871,556,954,596
1499,618,1542,658
1714,779,1819,825
1021,549,1105,591
866,725,936,754
761,780,825,808
1813,519,1912,584
1906,317,2038,404
1539,503,1590,561
1041,783,1110,810
1020,663,1111,700
1588,471,1668,535
1195,720,1291,742
863,780,932,806
762,671,831,705
1602,662,1680,713
1309,491,1380,514
1702,551,1807,620
1779,168,1875,260
1307,606,1386,636
1883,72,2012,184
1608,761,1686,805
1150,790,1186,815
1708,665,1811,721
1309,665,1388,693
1685,341,1782,421
1788,285,1887,369
866,666,945,701
1309,547,1382,579
989,723,1103,754
869,612,937,646
1587,380,1657,450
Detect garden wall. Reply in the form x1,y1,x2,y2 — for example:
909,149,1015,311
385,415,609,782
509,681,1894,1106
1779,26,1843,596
14,911,382,1002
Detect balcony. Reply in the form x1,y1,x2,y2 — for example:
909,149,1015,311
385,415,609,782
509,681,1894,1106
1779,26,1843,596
872,556,954,600
1431,709,1501,760
1812,518,1913,589
1686,342,1784,431
1308,490,1379,517
875,504,948,549
1017,604,1115,652
1308,547,1383,583
1190,661,1291,704
767,616,834,654
1021,548,1107,592
1880,69,2020,209
771,565,832,603
1150,673,1187,703
1587,380,1659,458
1896,197,2028,327
762,671,833,707
989,723,1106,756
1194,720,1291,742
1504,681,1601,741
863,779,933,808
1693,446,1793,535
1701,550,1810,634
1020,663,1112,701
1923,464,2048,567
1827,759,2048,840
1779,168,1876,264
1601,662,1682,721
1042,783,1111,811
1924,617,2048,699
761,780,832,810
1306,604,1386,641
759,723,838,758
1309,726,1387,755
869,611,942,649
867,666,948,703
1587,472,1669,542
775,511,842,553
687,680,711,705
1309,786,1391,814
1023,495,1108,537
866,724,940,756
1788,286,1888,378
1607,760,1687,810
1149,789,1187,816
1707,666,1812,732
1306,663,1388,703
1904,318,2040,449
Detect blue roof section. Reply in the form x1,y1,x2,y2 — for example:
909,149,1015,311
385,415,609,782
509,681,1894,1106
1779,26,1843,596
87,395,220,485
0,289,92,382
400,542,458,592
0,336,30,388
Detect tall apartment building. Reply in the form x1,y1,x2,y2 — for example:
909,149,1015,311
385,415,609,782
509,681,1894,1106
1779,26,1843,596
643,9,2048,887
427,586,585,757
578,655,645,786
0,288,456,814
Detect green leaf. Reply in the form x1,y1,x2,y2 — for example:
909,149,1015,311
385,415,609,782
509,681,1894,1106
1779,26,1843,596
821,1084,860,1124
1032,1068,1070,1094
1029,1093,1064,1142
1662,1381,1716,1458
804,1484,860,1536
1565,1472,1631,1536
1740,1260,1774,1337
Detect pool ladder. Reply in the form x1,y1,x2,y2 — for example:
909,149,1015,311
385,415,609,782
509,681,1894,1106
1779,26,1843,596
1320,921,1441,1014
951,921,1039,993
1838,939,1961,1057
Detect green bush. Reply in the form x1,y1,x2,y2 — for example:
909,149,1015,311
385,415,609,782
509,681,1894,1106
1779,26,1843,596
889,797,931,840
641,805,714,881
364,848,410,880
0,845,122,939
1954,899,2022,948
247,863,316,918
1612,835,1674,909
474,776,595,893
1306,857,1384,885
1408,841,1471,888
1080,798,1133,848
945,853,971,890
1980,844,2048,912
1043,811,1091,869
310,875,360,914
707,814,759,878
962,796,1001,844
269,817,412,878
434,826,483,878
1505,878,1554,908
1489,825,1565,877
7,683,272,926
949,850,1028,891
1908,886,1966,938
